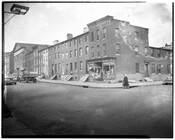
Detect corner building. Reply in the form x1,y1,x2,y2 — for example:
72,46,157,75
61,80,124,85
49,15,172,81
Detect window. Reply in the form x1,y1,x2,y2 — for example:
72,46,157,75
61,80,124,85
97,29,100,40
55,53,57,59
157,49,161,58
79,37,82,44
58,63,60,71
97,45,100,57
55,64,57,72
66,52,68,59
70,50,73,58
58,52,60,58
85,35,88,42
85,46,89,55
80,61,83,70
74,49,77,57
151,48,154,56
151,64,155,73
74,39,77,45
62,53,64,60
70,63,73,73
167,64,170,74
74,62,77,71
79,48,82,56
157,64,161,74
115,28,119,37
91,46,95,58
135,31,138,38
116,44,120,54
135,46,139,55
103,44,107,56
135,63,140,73
91,31,94,41
103,27,106,39
145,47,148,55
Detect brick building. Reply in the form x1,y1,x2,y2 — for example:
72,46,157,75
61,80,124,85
38,47,49,77
4,52,14,75
13,43,49,77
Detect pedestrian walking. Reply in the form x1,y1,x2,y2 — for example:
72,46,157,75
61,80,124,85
123,74,129,89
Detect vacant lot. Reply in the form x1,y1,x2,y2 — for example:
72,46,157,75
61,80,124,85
5,82,172,137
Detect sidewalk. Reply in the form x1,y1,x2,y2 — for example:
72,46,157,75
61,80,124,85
2,116,35,137
38,79,163,88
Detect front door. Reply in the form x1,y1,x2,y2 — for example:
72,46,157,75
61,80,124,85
145,63,149,77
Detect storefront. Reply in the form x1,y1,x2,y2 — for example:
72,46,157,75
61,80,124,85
87,57,116,81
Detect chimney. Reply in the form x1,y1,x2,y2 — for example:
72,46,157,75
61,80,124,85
53,40,59,45
83,27,88,33
67,33,73,40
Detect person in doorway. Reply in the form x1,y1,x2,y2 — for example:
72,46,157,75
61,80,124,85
123,74,129,89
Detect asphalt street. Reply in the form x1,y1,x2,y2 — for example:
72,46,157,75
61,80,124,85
5,82,173,137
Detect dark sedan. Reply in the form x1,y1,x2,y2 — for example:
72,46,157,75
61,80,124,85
5,78,17,85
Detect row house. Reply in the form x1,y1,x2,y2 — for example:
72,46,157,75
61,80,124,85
4,52,14,75
48,32,89,80
38,47,49,77
11,15,172,82
47,15,172,81
13,43,49,77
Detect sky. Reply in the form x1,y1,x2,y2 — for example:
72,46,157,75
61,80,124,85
3,1,172,52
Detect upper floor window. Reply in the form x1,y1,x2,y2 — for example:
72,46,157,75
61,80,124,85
70,50,73,58
85,35,88,42
74,39,77,45
103,27,106,39
97,29,100,40
79,37,82,44
74,49,77,57
145,47,148,55
91,46,95,58
55,53,57,59
135,46,139,55
157,49,161,58
115,28,119,37
103,43,107,56
91,31,94,42
135,31,138,38
58,52,60,59
65,52,68,59
85,46,89,55
97,45,100,57
74,62,77,71
80,61,83,70
79,48,82,56
116,44,120,54
62,53,64,60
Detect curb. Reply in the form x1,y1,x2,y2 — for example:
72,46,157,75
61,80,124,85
37,79,163,89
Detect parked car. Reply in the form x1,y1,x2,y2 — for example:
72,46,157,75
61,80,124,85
162,76,173,85
5,78,17,85
19,76,37,83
